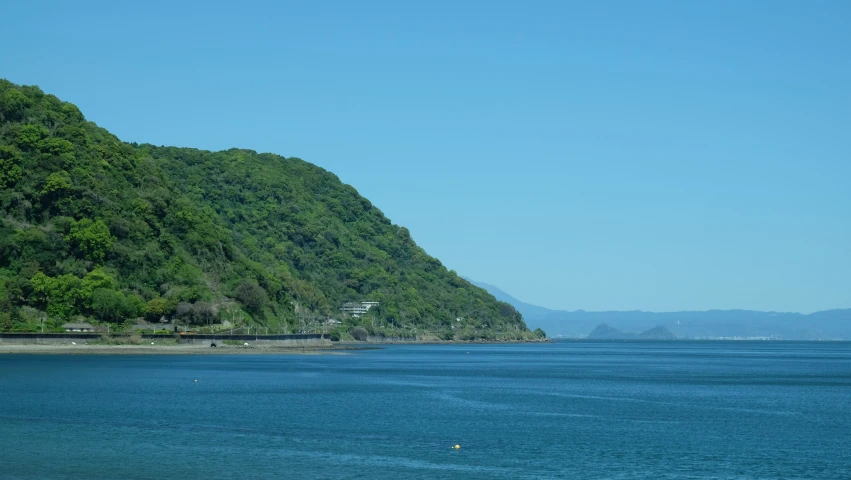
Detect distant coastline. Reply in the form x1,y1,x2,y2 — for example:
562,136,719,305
466,278,851,340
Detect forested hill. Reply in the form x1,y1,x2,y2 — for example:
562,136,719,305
0,80,540,340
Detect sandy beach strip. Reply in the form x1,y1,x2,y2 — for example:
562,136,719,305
0,344,354,355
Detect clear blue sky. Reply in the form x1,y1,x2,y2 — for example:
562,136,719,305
3,0,849,313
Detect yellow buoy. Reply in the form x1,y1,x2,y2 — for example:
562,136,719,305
454,445,460,450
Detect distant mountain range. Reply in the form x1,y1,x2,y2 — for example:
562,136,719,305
465,278,851,340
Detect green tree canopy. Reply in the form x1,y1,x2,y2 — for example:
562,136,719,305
0,146,22,187
66,219,115,263
91,288,130,323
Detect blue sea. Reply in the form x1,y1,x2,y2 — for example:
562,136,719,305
1,342,849,479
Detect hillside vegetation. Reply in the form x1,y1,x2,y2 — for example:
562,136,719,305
0,79,541,340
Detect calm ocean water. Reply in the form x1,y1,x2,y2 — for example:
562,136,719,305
1,342,849,479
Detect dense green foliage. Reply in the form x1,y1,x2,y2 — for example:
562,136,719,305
0,80,536,339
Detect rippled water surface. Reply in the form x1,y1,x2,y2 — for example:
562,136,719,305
1,341,849,479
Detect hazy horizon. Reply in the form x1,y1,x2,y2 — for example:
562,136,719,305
465,277,847,316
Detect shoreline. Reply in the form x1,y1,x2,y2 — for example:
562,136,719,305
0,338,549,355
0,344,361,355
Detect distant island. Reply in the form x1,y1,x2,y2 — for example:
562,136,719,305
0,79,545,342
466,279,851,340
587,324,676,340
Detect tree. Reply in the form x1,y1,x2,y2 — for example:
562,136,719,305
79,268,117,307
235,280,268,315
0,146,23,188
176,302,193,320
41,171,72,197
15,124,49,150
126,294,145,319
29,272,82,319
174,301,215,326
193,301,216,326
350,326,368,341
0,89,31,121
66,219,115,263
91,288,129,323
0,311,12,331
37,137,76,166
145,297,173,321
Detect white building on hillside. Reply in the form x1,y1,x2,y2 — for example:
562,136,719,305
340,301,379,318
